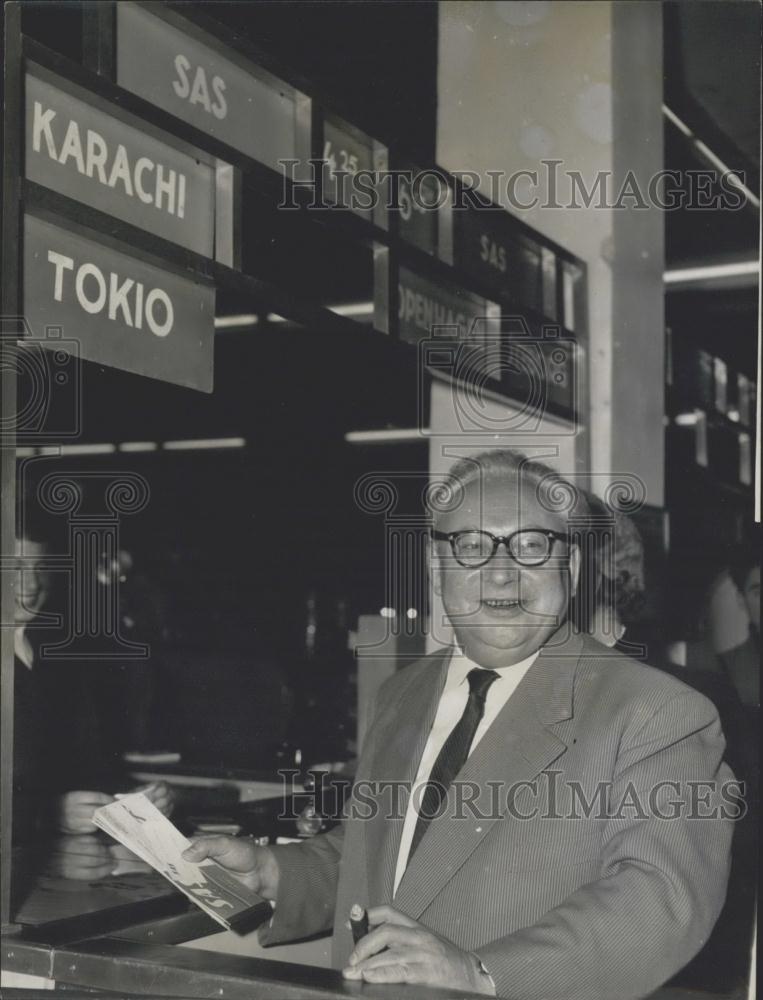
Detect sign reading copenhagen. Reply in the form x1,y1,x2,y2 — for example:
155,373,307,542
26,72,215,257
23,215,215,393
116,2,298,173
398,265,498,360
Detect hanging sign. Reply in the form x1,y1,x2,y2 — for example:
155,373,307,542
23,214,215,393
116,2,297,172
26,69,215,256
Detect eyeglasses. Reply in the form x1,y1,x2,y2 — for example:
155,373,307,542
432,529,568,568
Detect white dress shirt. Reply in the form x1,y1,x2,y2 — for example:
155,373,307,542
14,626,34,670
393,647,538,896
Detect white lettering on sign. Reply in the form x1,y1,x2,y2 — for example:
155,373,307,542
398,284,469,333
172,55,228,120
480,235,507,273
32,101,188,219
76,262,107,314
47,250,174,337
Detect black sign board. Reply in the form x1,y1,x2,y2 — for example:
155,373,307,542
26,68,216,257
397,265,498,347
394,165,444,257
322,115,386,224
116,2,299,173
454,207,549,316
24,214,215,392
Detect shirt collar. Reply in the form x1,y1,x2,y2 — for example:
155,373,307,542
446,645,540,689
15,626,34,670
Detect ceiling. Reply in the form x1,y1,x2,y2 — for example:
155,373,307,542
665,1,760,181
663,1,761,266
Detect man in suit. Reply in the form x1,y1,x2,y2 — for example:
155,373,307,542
185,450,734,999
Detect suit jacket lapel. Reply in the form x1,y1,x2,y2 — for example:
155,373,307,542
393,630,584,918
363,649,451,903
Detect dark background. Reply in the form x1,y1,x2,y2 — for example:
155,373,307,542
9,0,760,757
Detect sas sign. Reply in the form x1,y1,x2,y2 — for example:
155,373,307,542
23,214,215,393
116,2,298,172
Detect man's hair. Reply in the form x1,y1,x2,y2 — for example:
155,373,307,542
435,449,592,523
727,544,759,594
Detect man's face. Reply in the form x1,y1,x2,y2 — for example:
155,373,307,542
433,476,579,668
741,565,760,633
14,538,52,624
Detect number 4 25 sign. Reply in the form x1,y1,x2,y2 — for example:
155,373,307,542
321,117,380,219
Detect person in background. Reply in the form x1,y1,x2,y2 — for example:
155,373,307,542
13,510,57,843
662,541,758,783
656,542,758,995
706,567,753,658
12,500,173,848
583,493,646,652
721,547,759,711
661,543,760,993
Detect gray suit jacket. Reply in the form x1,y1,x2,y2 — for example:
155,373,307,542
261,631,733,1000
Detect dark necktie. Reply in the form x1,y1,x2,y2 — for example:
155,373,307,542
408,667,499,860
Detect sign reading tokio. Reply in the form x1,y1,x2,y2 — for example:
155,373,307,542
26,70,215,257
23,214,215,392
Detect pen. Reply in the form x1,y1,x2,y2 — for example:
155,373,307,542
349,903,369,944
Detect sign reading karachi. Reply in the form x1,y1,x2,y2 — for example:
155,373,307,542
26,70,215,257
23,214,215,393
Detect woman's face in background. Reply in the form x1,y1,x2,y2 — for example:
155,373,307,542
14,537,52,624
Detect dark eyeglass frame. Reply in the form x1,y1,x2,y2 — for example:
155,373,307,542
431,528,569,568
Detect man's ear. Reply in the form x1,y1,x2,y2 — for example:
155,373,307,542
568,543,582,597
427,533,442,597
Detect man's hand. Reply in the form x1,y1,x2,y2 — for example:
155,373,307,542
133,781,175,818
342,906,495,995
182,835,280,901
108,842,152,876
45,835,113,880
45,837,152,879
56,791,114,834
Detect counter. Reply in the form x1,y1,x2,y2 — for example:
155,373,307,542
1,864,747,1000
2,932,746,1000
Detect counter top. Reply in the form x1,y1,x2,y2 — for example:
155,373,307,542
2,933,747,1000
2,847,747,1000
2,935,477,1000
